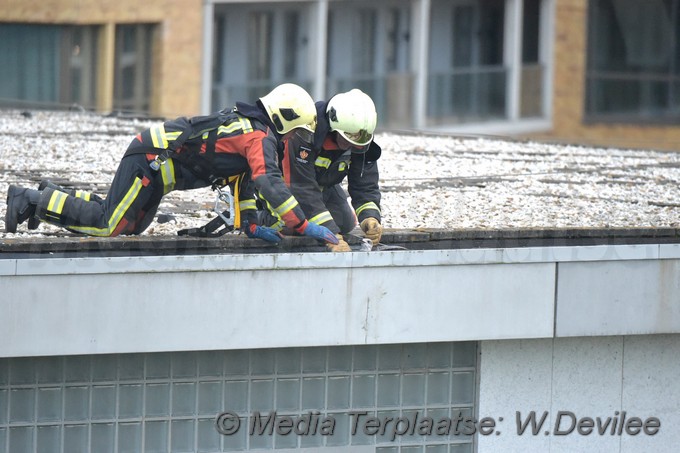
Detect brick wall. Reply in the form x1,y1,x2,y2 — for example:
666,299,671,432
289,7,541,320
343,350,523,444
2,0,203,118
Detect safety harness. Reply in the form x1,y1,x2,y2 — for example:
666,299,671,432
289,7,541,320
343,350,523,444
177,175,244,238
125,110,246,237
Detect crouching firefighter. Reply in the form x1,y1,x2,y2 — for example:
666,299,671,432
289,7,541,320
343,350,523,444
267,88,383,252
4,83,339,247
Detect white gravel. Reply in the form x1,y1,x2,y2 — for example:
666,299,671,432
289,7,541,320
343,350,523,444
2,109,680,239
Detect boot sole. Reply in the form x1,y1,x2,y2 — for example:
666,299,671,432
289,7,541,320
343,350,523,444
27,180,49,230
4,185,19,233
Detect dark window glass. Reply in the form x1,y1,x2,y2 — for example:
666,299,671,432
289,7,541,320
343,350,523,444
0,24,98,110
248,12,273,80
355,9,378,74
586,0,680,122
522,0,541,63
284,11,300,78
113,24,154,114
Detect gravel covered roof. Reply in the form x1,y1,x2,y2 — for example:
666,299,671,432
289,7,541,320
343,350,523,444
2,109,680,240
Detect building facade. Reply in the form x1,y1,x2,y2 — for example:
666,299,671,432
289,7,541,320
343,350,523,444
1,0,679,150
2,245,680,452
0,0,203,119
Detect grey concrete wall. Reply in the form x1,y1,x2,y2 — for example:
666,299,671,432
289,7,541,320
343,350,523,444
3,244,680,357
478,335,680,453
0,251,555,357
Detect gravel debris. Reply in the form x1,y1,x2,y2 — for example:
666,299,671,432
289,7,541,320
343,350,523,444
2,109,680,239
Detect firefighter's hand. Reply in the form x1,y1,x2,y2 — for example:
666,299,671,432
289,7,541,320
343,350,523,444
326,234,351,252
244,222,283,244
296,220,339,244
360,217,383,244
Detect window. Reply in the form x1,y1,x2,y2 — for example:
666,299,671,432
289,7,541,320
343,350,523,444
386,8,403,72
354,9,378,75
283,11,301,78
586,0,680,122
0,24,98,110
113,24,154,114
429,0,506,121
211,6,313,113
248,12,274,81
0,343,478,452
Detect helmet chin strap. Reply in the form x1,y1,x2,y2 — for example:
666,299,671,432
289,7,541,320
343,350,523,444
360,151,366,178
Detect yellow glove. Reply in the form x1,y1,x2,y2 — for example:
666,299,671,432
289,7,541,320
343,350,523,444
360,217,383,244
326,234,352,252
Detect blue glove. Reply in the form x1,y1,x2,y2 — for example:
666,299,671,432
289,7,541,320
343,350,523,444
244,222,283,244
297,221,339,245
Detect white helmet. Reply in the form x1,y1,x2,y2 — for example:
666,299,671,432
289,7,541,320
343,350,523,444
326,89,377,147
259,83,317,135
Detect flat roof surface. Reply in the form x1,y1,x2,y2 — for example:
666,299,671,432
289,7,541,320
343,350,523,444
2,109,680,245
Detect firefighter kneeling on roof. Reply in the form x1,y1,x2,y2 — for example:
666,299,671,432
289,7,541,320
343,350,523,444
262,88,383,252
4,84,338,247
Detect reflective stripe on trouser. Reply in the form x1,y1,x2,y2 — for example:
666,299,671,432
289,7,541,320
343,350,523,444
257,194,286,232
40,181,103,204
35,154,164,237
63,188,102,203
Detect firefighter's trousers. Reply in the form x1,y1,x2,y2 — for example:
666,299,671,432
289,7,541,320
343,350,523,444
34,154,208,237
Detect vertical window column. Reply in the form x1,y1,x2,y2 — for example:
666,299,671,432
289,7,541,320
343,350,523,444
505,0,523,120
97,23,116,113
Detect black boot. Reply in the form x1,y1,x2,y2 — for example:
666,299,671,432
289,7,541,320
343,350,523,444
27,180,61,230
5,185,41,233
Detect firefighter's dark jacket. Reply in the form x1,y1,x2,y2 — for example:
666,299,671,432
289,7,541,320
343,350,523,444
126,104,308,230
281,101,382,233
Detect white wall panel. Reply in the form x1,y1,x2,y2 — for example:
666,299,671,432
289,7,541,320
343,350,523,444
4,244,680,357
549,337,624,453
477,339,554,453
619,335,680,453
479,336,679,453
556,260,680,337
0,251,555,357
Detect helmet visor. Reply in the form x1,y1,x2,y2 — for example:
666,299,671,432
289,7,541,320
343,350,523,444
338,129,373,147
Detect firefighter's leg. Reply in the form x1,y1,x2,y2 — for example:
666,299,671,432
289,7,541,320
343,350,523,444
28,180,104,230
255,198,291,234
37,180,104,203
171,162,210,191
323,184,357,234
129,158,182,234
34,155,160,237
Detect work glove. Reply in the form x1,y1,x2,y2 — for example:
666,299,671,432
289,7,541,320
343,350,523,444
327,234,352,252
360,217,383,244
243,222,283,244
295,220,339,245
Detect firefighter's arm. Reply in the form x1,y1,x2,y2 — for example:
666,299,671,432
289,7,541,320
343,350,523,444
246,131,337,244
282,134,340,233
349,143,383,243
245,131,308,229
